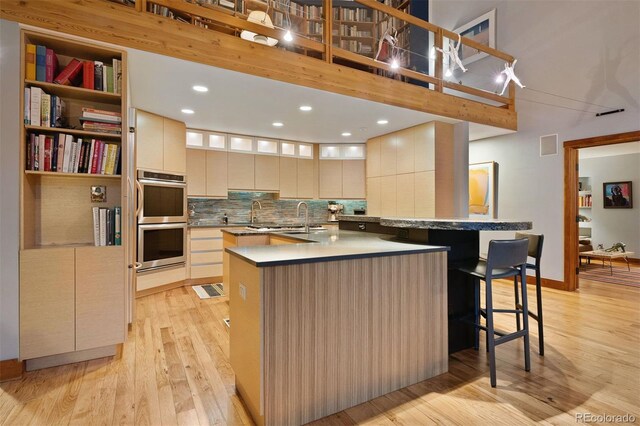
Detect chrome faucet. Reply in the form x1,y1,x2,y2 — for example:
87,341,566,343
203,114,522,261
251,200,262,224
297,201,309,233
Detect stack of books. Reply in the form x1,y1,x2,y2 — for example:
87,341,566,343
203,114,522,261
26,134,121,175
24,87,66,128
92,207,122,246
80,108,122,134
25,43,122,94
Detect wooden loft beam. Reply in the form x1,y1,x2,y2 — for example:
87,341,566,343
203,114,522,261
1,0,517,130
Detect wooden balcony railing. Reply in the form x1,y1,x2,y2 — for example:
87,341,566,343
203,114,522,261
1,0,518,130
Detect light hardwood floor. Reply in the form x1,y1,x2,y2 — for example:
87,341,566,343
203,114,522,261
1,278,639,425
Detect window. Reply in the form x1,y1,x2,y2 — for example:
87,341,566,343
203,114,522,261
256,138,279,155
319,144,366,159
298,143,313,158
186,131,204,147
281,141,296,156
228,135,254,152
208,133,226,150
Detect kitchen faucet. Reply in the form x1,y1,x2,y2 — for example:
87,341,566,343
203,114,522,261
297,201,309,233
251,200,262,224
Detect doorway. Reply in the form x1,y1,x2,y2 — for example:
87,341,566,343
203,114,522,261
563,130,640,291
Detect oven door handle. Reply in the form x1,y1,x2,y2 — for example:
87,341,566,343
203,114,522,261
135,179,143,219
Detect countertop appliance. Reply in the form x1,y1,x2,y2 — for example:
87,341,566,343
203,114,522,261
327,202,344,222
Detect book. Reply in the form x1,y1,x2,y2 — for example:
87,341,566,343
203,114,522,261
105,144,117,174
43,136,51,171
76,140,86,173
106,208,113,245
99,208,107,246
35,45,47,82
40,93,51,127
24,88,30,124
113,58,122,95
49,95,56,127
83,60,95,90
92,207,100,246
51,134,59,172
100,143,109,174
74,138,84,173
53,96,66,128
102,65,108,93
114,145,121,176
87,140,95,174
26,134,34,170
94,61,104,91
90,140,101,174
25,44,36,80
83,140,92,173
105,65,114,93
114,207,121,245
56,134,65,172
62,135,73,173
81,107,122,119
53,58,83,85
29,87,42,126
45,49,58,83
38,134,46,171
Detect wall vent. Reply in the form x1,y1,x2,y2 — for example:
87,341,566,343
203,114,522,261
540,134,558,156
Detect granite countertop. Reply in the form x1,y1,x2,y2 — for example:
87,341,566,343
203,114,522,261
226,229,448,267
338,215,532,231
189,221,339,229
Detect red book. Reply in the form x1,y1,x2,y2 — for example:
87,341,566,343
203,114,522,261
45,49,58,83
53,58,83,86
43,136,52,171
90,140,101,174
82,60,94,89
94,141,104,174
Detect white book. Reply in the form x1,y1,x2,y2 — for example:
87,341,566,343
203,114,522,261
73,138,83,173
87,139,96,174
69,141,78,173
38,134,46,171
29,87,42,126
92,207,100,246
24,88,30,124
102,67,107,93
99,208,107,246
100,144,109,174
81,111,121,123
62,135,73,172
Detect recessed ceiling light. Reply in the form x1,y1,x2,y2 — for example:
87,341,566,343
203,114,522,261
377,119,389,125
272,122,284,127
341,132,351,137
192,85,208,92
181,108,194,114
299,105,312,112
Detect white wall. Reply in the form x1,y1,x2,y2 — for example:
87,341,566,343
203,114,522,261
0,19,21,360
432,0,640,281
580,153,640,256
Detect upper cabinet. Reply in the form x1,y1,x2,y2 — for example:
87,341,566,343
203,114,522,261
254,155,279,191
136,110,186,174
227,152,255,190
187,149,228,197
319,159,365,200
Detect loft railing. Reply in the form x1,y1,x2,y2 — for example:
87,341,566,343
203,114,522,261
122,0,517,110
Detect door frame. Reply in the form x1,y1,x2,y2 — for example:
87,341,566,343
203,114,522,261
563,130,640,291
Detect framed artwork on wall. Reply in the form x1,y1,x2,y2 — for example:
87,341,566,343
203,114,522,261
603,181,632,208
453,9,497,67
469,161,497,218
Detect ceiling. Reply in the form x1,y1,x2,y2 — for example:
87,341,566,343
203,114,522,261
579,141,640,159
127,49,511,143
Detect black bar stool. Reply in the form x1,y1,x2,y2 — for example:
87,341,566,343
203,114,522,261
513,232,545,355
458,238,530,387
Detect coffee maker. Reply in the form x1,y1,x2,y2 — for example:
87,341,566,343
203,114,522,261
327,201,344,222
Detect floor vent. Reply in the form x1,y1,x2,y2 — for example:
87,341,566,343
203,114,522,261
193,283,224,299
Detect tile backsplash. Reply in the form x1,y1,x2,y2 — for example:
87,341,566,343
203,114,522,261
188,192,367,225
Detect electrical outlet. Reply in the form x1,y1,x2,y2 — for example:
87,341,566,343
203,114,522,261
239,284,247,301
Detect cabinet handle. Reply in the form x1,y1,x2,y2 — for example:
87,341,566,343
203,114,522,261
135,180,143,218
134,262,142,270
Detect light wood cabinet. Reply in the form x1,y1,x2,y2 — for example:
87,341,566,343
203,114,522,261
20,248,76,360
380,134,397,176
396,128,415,174
380,175,397,217
136,110,186,174
297,158,315,198
414,123,435,172
187,149,207,196
366,137,381,178
396,173,415,217
75,246,125,351
189,228,223,280
254,155,280,191
223,232,270,290
415,171,436,217
319,160,343,199
206,150,228,197
228,152,255,190
163,117,187,174
367,177,382,216
342,160,365,199
136,110,164,172
279,157,298,198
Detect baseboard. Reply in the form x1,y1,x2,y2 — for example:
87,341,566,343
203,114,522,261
186,276,223,286
136,279,186,298
525,275,566,291
25,345,118,371
0,358,24,382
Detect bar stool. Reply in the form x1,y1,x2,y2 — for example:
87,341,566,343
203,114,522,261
458,238,530,387
513,233,545,355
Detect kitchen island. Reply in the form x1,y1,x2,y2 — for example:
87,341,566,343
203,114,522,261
225,229,449,425
338,216,533,353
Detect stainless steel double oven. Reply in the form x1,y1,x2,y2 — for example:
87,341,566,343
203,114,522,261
136,170,187,271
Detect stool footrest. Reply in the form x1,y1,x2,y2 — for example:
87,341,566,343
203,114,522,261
495,329,528,346
516,304,540,321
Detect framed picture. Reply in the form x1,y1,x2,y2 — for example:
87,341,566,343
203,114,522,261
91,185,107,203
603,181,632,208
453,9,497,67
469,162,497,218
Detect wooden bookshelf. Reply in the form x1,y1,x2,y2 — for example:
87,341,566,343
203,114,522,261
19,29,128,367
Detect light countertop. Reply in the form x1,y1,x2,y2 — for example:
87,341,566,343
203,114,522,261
338,215,532,231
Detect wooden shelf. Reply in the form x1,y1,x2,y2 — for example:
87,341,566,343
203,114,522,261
338,35,374,41
25,80,122,104
25,170,121,179
25,125,123,140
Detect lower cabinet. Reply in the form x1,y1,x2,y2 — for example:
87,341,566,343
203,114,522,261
20,246,125,360
189,228,224,279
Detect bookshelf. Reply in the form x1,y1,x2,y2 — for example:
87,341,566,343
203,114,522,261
19,30,128,365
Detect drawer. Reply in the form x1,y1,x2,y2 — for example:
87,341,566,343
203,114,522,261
191,250,223,264
191,228,223,239
191,263,223,279
191,238,223,251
